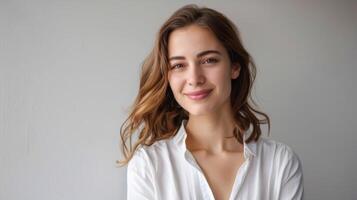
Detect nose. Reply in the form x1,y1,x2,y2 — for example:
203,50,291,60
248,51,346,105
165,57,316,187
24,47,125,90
187,63,205,87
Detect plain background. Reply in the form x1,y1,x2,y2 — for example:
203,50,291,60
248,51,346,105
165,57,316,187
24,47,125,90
1,0,356,199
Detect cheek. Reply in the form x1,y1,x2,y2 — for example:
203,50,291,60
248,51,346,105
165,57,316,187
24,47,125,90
209,68,231,85
168,75,183,93
209,69,232,94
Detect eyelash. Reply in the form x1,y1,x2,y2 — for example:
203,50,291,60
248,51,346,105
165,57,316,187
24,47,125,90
171,58,219,69
202,58,218,64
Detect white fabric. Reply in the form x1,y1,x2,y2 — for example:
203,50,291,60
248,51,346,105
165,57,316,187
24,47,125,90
127,120,304,200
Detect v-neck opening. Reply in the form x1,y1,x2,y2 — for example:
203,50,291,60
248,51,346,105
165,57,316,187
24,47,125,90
185,149,251,200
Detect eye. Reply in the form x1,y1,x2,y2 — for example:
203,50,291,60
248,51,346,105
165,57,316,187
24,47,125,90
202,58,218,64
171,63,184,70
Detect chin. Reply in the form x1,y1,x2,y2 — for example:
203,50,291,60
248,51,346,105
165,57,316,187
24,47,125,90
183,105,215,116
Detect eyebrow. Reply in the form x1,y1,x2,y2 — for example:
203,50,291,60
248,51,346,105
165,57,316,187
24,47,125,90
169,50,222,61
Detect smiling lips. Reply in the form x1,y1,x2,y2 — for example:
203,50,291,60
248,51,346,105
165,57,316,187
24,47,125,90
184,89,213,100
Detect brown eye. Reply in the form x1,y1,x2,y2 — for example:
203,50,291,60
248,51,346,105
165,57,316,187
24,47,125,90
202,58,218,64
171,63,184,69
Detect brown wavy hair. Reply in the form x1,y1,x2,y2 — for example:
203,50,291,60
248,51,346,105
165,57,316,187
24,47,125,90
117,4,270,167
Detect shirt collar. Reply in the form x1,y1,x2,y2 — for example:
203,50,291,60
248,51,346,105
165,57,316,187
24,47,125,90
172,119,257,159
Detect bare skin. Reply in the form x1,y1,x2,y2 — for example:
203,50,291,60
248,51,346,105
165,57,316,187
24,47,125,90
185,101,245,200
187,144,245,200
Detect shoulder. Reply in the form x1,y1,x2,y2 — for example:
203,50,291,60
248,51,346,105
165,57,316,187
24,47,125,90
127,143,161,199
254,137,303,180
254,137,303,177
127,146,150,173
128,137,175,171
140,137,174,157
258,138,304,196
256,136,301,163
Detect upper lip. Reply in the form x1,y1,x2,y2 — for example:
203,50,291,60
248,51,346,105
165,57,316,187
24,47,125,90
184,89,213,96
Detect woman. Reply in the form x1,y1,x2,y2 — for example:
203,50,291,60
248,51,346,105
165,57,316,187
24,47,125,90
119,4,304,200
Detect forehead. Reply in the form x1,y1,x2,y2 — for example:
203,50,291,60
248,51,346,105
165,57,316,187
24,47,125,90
168,25,226,58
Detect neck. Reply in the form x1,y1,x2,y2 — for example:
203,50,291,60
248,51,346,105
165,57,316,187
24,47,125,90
185,101,243,155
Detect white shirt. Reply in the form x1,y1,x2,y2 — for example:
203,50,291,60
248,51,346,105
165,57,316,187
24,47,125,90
127,120,304,200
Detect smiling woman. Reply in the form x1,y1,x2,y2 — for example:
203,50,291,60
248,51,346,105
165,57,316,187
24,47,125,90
119,4,304,200
167,25,240,117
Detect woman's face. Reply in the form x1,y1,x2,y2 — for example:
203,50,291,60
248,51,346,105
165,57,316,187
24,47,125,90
167,25,240,116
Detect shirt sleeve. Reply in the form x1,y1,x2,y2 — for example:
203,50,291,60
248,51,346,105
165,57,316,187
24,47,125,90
279,148,304,200
127,148,155,200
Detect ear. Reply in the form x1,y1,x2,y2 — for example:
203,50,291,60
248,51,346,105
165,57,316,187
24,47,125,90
231,63,240,79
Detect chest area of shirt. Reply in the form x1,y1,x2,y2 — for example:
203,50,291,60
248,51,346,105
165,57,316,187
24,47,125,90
190,151,245,200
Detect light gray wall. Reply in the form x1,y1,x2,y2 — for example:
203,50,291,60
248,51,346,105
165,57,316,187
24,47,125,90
1,0,356,199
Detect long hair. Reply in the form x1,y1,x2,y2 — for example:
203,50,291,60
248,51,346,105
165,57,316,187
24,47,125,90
118,4,270,166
